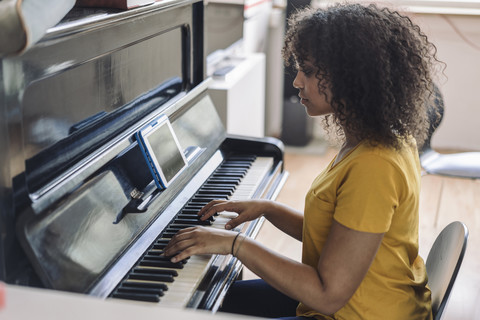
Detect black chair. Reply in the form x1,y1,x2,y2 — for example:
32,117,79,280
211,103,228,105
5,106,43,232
420,85,480,179
426,221,469,320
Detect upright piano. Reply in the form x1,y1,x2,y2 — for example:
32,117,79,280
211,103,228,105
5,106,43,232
0,0,287,312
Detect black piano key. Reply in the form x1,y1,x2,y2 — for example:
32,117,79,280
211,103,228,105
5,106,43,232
123,280,169,291
185,204,219,214
151,244,168,251
163,227,195,237
197,189,232,196
186,205,209,211
188,201,222,207
183,206,205,212
193,194,230,200
172,218,213,227
200,184,236,191
155,239,170,246
111,292,160,303
177,212,201,218
214,172,246,177
212,172,245,178
168,223,197,229
174,218,212,226
229,162,254,165
216,174,243,179
139,259,185,269
227,155,256,161
183,206,219,216
220,163,251,168
214,169,247,174
165,225,189,232
143,253,171,259
147,249,164,256
188,199,210,205
162,232,177,239
134,267,178,277
185,202,207,206
181,208,199,214
207,179,241,185
177,213,214,221
223,159,253,164
177,214,215,224
142,253,189,263
211,187,236,192
191,196,227,202
117,286,165,296
202,188,236,193
129,272,175,282
215,167,248,172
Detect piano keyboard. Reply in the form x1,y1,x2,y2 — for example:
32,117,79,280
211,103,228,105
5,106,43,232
109,154,274,307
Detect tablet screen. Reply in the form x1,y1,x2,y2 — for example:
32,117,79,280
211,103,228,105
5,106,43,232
137,115,187,189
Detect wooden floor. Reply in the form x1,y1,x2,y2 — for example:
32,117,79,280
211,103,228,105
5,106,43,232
244,146,480,319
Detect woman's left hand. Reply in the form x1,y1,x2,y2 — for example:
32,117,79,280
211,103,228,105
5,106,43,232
163,226,239,263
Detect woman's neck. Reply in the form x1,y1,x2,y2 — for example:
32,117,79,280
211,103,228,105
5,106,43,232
343,131,360,148
333,134,361,166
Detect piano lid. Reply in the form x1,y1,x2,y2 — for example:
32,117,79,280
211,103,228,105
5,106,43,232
2,0,204,201
0,0,206,285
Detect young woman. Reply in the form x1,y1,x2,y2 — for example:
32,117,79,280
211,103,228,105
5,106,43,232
164,3,440,319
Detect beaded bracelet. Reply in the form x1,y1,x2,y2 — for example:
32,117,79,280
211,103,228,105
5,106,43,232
233,233,246,257
231,232,242,255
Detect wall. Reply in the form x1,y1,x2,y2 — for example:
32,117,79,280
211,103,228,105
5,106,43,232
313,0,480,151
412,12,480,151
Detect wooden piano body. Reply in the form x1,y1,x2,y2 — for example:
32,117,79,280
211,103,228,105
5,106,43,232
0,0,287,311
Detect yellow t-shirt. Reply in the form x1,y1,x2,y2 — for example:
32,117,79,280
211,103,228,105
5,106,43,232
297,140,432,320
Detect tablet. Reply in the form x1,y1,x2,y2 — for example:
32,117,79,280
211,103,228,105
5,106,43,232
135,115,187,190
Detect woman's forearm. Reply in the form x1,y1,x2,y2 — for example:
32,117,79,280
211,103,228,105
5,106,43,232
234,237,340,315
262,200,304,241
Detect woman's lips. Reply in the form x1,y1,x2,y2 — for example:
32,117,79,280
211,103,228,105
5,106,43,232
300,98,308,105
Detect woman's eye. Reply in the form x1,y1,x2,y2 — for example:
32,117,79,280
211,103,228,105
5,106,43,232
303,69,314,76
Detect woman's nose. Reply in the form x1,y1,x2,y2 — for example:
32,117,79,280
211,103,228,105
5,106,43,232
292,71,303,89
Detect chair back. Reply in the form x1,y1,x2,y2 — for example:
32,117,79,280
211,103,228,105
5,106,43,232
426,221,468,320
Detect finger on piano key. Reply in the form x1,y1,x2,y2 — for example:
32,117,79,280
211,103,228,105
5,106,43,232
217,210,238,219
177,213,214,222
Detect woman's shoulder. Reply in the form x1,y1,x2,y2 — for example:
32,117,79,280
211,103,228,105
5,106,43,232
354,138,418,160
347,139,420,179
343,139,418,174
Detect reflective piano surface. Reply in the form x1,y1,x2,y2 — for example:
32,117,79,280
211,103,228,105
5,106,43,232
0,0,287,312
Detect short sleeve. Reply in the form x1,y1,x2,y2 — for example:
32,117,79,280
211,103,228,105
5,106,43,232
334,154,404,233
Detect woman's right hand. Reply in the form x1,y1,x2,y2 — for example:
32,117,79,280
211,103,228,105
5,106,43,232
197,199,272,231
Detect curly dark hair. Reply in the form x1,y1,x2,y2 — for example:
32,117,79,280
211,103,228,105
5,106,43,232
283,3,441,149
